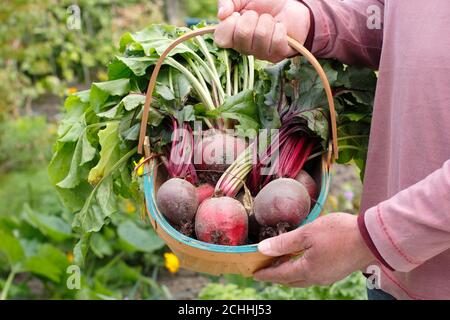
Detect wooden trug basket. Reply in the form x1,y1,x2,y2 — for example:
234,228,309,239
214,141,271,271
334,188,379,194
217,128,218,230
137,26,338,276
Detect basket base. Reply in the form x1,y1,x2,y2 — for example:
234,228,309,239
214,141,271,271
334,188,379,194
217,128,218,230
148,212,272,276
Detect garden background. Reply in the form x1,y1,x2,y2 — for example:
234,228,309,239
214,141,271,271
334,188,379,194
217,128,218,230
0,0,368,300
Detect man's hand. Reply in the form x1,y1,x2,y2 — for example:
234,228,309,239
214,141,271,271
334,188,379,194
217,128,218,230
253,213,375,287
215,0,310,62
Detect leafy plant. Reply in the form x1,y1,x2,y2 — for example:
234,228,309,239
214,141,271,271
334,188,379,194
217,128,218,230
0,0,164,117
199,272,368,300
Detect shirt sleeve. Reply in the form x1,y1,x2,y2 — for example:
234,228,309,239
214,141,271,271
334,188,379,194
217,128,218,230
359,159,450,272
300,0,385,69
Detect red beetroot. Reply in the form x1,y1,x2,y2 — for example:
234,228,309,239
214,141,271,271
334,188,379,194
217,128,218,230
195,197,248,246
196,184,215,204
254,178,311,227
156,178,199,225
194,130,246,173
295,170,319,201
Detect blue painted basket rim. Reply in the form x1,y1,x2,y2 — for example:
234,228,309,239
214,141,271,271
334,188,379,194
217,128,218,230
144,160,331,253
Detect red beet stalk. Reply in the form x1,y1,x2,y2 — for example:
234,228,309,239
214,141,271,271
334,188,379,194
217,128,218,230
164,119,198,184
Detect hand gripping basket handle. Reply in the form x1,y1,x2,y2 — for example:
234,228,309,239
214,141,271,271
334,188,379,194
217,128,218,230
138,25,339,163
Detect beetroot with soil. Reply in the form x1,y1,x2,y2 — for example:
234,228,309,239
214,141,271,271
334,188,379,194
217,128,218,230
156,178,199,228
254,178,311,228
195,197,248,246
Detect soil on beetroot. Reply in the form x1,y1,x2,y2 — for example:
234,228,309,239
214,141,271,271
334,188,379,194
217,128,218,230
159,163,362,299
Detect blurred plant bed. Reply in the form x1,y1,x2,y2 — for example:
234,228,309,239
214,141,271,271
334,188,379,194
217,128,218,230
325,163,363,214
0,0,165,119
199,272,367,300
0,116,172,299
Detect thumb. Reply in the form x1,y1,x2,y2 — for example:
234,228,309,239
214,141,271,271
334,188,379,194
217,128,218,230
258,225,311,257
218,0,246,20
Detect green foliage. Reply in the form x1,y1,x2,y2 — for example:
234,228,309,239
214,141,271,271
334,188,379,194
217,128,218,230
0,116,55,173
334,67,377,179
185,0,218,19
0,0,164,117
0,115,169,300
199,272,368,300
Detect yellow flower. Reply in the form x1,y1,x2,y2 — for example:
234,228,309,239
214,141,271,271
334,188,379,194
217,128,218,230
97,70,108,82
67,87,78,94
133,157,146,176
164,253,180,274
67,251,74,263
124,199,136,214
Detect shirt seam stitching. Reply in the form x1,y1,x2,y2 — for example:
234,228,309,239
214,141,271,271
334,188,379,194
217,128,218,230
376,205,423,266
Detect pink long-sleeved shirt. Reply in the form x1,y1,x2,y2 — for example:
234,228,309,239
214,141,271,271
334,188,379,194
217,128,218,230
301,0,450,299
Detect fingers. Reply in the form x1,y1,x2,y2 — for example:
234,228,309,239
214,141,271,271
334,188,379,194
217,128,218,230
258,225,312,257
233,11,259,55
252,14,275,61
215,12,240,48
253,255,311,284
269,22,294,63
218,0,249,20
215,11,295,62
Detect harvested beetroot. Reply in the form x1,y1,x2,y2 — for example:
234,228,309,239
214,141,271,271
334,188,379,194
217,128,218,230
295,170,319,201
196,183,215,204
194,130,246,175
195,197,248,246
156,178,199,227
254,178,311,228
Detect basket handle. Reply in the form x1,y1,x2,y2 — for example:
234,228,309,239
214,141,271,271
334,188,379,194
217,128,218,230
138,25,338,162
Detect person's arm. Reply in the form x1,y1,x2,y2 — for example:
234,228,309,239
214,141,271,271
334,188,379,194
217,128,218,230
359,159,450,272
301,0,384,69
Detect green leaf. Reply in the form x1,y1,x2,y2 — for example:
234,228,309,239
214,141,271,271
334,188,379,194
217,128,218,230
119,25,193,57
296,62,338,110
56,139,84,189
25,244,68,283
121,123,141,141
90,79,130,112
90,233,113,259
116,56,157,77
72,148,137,233
0,229,25,270
172,72,191,103
338,66,377,91
296,109,330,142
209,90,259,132
108,59,133,80
97,104,121,119
88,122,120,186
175,105,195,123
122,94,146,111
117,220,165,253
22,204,73,242
156,85,175,101
96,176,118,218
81,132,96,165
263,60,290,107
48,142,93,211
73,233,91,266
57,96,86,142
